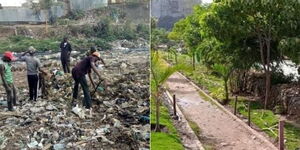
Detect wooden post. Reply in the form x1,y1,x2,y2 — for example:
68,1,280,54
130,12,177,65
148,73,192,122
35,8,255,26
234,96,238,115
278,120,285,150
45,20,48,34
173,95,176,116
248,101,251,126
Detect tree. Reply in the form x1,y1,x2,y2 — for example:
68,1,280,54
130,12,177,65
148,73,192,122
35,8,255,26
170,5,207,70
151,18,169,51
151,52,189,132
201,0,300,109
29,0,55,33
212,63,233,103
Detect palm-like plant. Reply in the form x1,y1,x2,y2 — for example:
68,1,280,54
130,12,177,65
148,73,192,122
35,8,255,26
212,63,233,103
151,52,189,132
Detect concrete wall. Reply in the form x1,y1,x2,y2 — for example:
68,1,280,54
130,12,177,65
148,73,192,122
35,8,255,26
70,0,108,11
0,0,108,24
151,0,202,30
0,5,65,24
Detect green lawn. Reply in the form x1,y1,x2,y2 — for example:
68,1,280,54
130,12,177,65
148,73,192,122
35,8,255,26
150,53,184,150
151,97,184,150
161,51,300,150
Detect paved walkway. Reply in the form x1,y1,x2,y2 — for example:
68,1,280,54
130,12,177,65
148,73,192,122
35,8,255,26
166,73,277,150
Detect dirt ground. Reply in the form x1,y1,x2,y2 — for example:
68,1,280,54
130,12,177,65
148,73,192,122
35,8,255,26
166,72,277,150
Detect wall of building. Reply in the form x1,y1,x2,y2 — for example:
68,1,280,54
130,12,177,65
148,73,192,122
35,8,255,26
70,0,108,11
0,5,65,24
0,0,108,24
151,0,202,30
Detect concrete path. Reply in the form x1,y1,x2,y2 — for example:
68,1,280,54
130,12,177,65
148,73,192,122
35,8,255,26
166,72,277,150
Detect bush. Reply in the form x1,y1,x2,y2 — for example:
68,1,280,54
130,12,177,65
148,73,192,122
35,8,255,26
271,69,294,84
0,36,59,53
56,18,70,25
91,39,112,50
94,18,112,38
68,10,85,20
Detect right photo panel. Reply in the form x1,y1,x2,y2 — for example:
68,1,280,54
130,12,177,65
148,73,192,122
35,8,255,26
150,0,300,150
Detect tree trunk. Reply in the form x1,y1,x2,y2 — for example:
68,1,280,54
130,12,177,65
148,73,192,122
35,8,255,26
224,79,229,103
258,33,269,109
192,52,195,70
264,34,271,109
167,50,170,60
65,0,71,15
155,93,161,132
150,59,161,132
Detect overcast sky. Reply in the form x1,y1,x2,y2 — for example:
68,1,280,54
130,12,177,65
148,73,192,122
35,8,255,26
0,0,26,6
202,0,213,4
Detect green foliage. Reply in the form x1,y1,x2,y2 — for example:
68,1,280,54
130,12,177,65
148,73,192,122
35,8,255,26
229,98,300,150
162,52,300,150
187,120,201,137
39,0,54,9
71,38,111,51
68,10,85,20
89,39,112,50
56,18,71,25
151,93,184,150
151,52,191,94
271,69,293,85
0,36,59,52
94,18,112,39
151,28,169,49
137,24,150,40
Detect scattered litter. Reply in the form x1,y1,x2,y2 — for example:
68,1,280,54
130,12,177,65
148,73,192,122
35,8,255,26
0,50,149,149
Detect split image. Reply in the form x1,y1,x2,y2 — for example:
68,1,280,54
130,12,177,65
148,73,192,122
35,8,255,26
0,0,300,150
0,0,149,149
151,0,300,150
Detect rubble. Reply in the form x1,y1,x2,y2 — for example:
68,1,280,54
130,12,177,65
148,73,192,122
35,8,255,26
0,49,149,149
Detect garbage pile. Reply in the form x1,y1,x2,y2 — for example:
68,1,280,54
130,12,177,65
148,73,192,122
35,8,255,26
0,50,150,149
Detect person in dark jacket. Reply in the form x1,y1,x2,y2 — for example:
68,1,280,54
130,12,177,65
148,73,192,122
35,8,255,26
72,52,106,109
60,37,72,73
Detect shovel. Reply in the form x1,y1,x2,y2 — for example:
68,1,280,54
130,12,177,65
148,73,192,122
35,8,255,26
91,79,105,99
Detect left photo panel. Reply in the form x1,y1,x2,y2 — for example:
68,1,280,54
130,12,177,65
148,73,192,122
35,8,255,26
0,0,150,149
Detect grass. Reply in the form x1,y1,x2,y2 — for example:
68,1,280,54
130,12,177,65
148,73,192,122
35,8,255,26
150,97,184,150
161,50,300,150
229,98,300,149
187,120,201,137
151,53,184,150
0,36,59,53
0,35,113,53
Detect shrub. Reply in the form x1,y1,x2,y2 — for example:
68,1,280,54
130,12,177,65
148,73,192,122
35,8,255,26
271,69,294,84
68,10,85,20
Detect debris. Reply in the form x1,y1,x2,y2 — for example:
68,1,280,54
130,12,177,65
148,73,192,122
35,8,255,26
0,50,150,149
53,143,65,150
46,105,57,111
27,139,38,149
113,118,121,128
72,106,85,119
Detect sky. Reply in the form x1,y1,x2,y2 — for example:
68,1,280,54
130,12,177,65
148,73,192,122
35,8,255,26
0,0,26,6
202,0,213,4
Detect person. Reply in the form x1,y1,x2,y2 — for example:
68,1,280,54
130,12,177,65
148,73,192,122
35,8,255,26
86,46,97,56
72,52,106,109
60,37,72,73
0,51,18,111
20,46,47,101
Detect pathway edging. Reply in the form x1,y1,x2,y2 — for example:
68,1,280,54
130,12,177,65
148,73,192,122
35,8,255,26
162,91,205,150
175,72,278,150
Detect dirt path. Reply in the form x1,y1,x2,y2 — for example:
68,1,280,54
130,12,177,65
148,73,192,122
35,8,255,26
166,72,277,150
